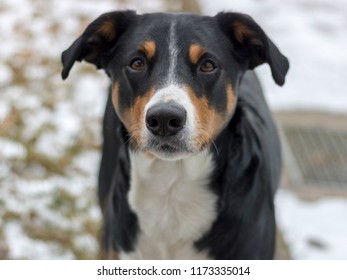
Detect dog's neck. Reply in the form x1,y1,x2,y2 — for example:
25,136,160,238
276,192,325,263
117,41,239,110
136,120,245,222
123,149,217,259
129,149,214,182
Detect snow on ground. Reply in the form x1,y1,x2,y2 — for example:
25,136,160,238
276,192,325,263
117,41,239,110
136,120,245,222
0,0,346,259
276,191,347,259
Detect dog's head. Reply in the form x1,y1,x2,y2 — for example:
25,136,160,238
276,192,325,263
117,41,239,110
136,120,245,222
62,11,289,160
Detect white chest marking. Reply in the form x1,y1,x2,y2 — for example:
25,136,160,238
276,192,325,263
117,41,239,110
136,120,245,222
120,150,217,260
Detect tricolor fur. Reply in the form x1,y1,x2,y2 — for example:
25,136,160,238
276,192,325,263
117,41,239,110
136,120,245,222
62,10,289,259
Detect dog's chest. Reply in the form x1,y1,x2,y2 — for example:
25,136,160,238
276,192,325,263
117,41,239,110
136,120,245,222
121,151,217,259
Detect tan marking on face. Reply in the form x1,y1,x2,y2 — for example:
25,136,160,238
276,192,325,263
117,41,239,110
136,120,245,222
96,18,116,41
139,40,156,60
226,83,237,115
189,44,207,64
184,85,224,150
121,87,155,149
233,21,254,43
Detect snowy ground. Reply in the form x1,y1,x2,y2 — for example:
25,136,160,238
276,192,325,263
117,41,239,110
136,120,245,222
0,0,346,259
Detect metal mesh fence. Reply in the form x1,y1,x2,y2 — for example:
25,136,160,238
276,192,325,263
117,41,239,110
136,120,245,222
283,126,347,188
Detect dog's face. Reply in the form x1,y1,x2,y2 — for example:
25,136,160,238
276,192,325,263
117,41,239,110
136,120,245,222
107,14,242,160
62,11,288,160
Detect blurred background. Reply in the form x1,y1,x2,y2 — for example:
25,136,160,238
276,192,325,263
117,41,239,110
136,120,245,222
0,0,346,259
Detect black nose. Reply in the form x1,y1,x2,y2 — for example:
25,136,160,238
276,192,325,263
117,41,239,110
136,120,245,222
146,102,187,136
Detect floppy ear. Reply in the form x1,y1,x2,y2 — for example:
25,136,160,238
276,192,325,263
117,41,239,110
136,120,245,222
216,12,289,86
61,10,137,80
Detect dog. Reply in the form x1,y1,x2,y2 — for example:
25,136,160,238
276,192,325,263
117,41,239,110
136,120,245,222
61,10,289,260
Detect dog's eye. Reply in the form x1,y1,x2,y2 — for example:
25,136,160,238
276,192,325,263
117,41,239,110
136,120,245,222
200,60,216,73
129,58,146,71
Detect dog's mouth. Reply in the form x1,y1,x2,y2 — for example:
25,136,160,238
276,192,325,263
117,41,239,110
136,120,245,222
144,135,194,160
158,144,179,153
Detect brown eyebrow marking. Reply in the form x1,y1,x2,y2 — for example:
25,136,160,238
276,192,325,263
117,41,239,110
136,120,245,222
189,44,207,64
139,40,156,60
